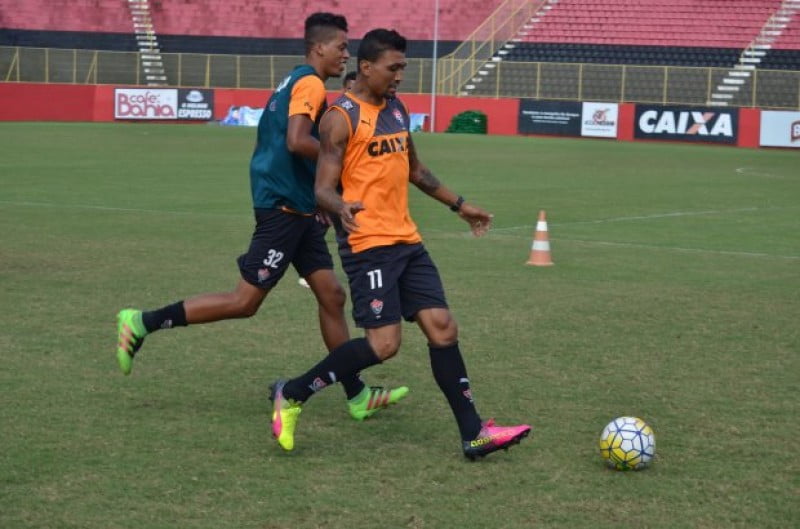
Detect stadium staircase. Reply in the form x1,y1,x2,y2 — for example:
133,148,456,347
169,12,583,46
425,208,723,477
455,0,800,97
708,0,800,106
771,1,800,51
127,0,166,85
435,0,549,96
460,0,559,94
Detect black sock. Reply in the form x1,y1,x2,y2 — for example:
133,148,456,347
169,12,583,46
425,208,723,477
429,342,482,441
340,373,366,400
283,338,380,403
141,301,188,333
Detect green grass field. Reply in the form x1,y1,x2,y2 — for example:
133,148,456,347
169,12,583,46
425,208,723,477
1,122,798,529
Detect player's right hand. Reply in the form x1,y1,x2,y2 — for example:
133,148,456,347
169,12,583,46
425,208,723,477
339,201,364,233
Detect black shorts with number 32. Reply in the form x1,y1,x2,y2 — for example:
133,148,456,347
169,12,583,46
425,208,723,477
340,242,448,328
237,208,333,289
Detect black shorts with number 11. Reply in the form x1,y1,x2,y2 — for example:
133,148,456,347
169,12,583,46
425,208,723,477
340,242,448,328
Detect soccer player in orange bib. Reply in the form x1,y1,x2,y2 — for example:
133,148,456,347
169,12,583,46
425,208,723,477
270,28,531,459
115,13,408,422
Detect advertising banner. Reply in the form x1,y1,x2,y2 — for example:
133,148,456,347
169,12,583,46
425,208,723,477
759,111,800,148
114,88,178,120
581,102,618,138
518,100,581,136
177,89,214,120
634,105,738,144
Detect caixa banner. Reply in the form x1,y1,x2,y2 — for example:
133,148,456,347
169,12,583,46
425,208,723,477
115,88,214,121
634,105,738,144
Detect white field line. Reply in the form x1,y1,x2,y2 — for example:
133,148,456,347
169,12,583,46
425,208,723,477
2,200,798,259
0,202,787,225
0,200,246,219
431,229,800,260
434,206,800,260
735,167,788,179
431,231,800,260
552,238,800,260
492,206,777,232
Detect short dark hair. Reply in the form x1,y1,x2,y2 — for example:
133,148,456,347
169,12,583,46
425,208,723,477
357,28,406,64
343,71,357,85
304,12,348,54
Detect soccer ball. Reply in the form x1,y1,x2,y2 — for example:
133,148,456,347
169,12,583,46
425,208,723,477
598,416,655,471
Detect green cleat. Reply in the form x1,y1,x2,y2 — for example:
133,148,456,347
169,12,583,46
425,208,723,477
348,385,409,421
270,380,303,451
116,309,146,375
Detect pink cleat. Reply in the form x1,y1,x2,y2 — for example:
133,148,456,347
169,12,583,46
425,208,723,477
462,419,532,460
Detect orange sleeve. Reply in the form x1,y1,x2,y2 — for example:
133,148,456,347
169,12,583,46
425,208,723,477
288,75,326,121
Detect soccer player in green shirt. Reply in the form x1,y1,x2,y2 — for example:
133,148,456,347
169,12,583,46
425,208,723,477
115,13,407,421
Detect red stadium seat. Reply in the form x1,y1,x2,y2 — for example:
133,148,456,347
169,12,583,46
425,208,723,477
520,0,790,49
0,0,502,41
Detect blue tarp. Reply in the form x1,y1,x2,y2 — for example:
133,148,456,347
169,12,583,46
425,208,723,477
220,106,264,126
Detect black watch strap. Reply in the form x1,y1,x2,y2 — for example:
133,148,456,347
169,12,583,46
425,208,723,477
450,195,465,212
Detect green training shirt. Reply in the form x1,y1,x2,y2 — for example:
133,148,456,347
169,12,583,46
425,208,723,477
249,64,326,214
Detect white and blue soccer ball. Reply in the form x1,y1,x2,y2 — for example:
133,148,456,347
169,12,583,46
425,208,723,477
599,416,655,471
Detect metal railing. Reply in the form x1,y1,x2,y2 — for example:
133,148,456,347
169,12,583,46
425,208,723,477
2,46,799,109
435,0,542,96
0,46,433,93
455,60,800,109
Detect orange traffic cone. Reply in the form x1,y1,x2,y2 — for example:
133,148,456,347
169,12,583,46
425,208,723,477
526,210,554,266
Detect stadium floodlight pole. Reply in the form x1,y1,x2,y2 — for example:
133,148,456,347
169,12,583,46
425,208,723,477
429,0,439,133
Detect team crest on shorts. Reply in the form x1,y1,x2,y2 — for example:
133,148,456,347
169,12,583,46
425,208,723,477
370,298,384,317
257,268,271,282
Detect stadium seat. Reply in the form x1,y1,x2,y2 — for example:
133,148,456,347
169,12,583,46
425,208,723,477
518,0,787,51
0,0,500,42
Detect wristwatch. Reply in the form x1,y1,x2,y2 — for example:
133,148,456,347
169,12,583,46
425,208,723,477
450,195,465,212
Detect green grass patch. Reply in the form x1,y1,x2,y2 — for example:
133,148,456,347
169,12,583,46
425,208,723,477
1,123,798,529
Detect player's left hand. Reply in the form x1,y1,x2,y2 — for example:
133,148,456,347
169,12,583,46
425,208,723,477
458,203,493,237
315,209,333,227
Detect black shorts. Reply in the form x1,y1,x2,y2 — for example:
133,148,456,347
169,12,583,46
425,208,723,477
237,208,333,289
340,243,448,328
